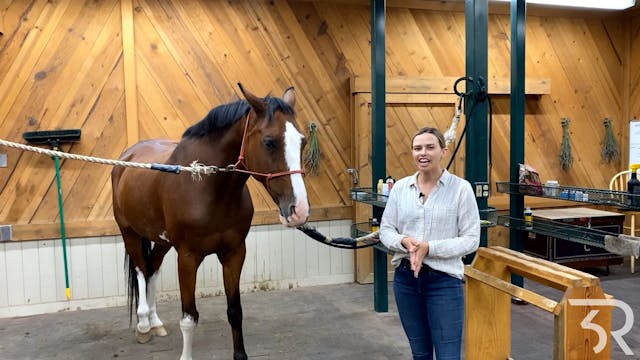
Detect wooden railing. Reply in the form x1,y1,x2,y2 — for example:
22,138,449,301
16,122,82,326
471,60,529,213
465,246,612,360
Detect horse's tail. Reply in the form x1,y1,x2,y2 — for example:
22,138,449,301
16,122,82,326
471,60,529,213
125,238,154,327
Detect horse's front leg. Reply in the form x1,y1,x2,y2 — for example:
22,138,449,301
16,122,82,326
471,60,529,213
177,251,204,360
221,247,248,360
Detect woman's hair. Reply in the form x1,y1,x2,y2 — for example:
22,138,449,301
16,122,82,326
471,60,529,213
412,127,445,148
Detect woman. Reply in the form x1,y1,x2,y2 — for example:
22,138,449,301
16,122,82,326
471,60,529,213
379,127,480,360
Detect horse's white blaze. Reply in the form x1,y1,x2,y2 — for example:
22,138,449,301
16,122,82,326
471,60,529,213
135,267,151,333
282,121,309,226
179,314,196,360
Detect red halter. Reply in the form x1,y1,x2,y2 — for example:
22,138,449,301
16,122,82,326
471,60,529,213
232,110,305,192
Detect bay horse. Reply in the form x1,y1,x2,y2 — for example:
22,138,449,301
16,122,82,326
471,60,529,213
111,85,309,360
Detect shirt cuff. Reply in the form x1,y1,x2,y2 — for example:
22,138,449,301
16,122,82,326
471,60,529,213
390,235,408,253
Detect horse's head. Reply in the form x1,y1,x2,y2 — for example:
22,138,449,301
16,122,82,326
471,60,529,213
238,84,310,227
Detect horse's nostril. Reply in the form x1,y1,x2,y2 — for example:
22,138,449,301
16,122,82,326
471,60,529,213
289,204,296,216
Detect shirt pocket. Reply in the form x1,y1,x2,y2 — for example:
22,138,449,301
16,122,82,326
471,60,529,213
431,206,457,231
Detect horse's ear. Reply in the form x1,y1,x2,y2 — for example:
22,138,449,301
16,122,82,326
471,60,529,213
238,83,267,115
282,86,296,108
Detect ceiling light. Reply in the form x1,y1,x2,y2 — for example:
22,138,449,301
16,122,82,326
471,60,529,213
494,0,635,10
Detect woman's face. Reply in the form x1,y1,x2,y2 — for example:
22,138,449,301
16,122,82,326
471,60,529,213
412,132,446,172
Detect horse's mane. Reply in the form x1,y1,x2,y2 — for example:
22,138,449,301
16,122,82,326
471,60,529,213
182,96,295,139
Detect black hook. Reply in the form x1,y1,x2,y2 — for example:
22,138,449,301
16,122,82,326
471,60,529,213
453,76,473,97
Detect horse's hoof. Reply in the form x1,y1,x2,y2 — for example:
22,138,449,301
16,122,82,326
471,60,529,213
151,325,167,337
233,352,248,360
136,330,153,344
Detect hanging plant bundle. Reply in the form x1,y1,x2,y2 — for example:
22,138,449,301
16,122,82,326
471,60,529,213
559,117,573,170
303,122,321,175
601,117,620,163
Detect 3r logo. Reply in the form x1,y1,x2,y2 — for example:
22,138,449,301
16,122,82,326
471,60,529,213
568,299,634,355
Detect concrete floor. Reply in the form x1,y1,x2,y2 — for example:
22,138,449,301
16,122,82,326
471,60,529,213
0,259,638,360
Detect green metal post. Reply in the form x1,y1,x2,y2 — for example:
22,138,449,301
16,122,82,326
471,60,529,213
371,0,388,313
464,0,489,262
53,154,71,300
509,0,526,288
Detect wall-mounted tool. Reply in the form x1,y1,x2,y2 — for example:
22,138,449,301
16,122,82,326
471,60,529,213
23,129,81,300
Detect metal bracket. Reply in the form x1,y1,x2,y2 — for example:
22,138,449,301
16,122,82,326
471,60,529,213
0,225,12,242
346,168,359,184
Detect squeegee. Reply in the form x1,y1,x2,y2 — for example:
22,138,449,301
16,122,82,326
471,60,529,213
23,129,81,300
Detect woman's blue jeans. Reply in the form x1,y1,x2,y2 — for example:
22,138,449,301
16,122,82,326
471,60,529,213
393,259,464,360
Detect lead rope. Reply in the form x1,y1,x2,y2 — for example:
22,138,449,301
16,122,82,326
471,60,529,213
296,225,380,249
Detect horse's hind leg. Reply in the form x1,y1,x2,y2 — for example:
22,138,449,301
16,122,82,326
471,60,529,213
123,230,170,343
146,242,171,338
134,242,171,343
220,247,248,360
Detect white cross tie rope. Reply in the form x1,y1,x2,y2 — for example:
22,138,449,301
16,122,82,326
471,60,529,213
0,138,231,181
0,137,383,249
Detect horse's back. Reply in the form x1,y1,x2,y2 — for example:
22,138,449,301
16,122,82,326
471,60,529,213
112,139,176,183
118,139,178,163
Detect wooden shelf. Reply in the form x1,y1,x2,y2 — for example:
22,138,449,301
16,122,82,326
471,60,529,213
350,76,551,95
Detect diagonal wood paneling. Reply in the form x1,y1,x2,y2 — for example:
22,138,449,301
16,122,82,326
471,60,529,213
0,0,639,240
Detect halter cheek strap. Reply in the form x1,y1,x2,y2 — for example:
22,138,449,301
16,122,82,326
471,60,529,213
233,110,305,193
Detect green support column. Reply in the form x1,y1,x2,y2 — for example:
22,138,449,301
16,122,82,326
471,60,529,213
509,0,526,288
371,0,388,313
464,0,489,261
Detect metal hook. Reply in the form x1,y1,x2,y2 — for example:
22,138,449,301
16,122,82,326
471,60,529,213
346,168,359,184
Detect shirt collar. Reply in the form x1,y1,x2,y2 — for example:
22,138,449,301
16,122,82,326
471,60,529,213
409,169,450,189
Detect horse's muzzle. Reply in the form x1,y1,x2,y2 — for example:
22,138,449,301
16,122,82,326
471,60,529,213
279,199,309,227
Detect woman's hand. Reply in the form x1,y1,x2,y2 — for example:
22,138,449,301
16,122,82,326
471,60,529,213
401,237,429,278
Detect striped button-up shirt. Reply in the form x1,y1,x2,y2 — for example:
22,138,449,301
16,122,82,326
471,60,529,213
379,170,480,279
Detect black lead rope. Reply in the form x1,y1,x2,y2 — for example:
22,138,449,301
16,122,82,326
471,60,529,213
296,226,381,249
446,77,494,173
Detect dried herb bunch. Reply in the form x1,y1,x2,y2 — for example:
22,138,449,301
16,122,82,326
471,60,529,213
602,118,620,163
303,122,321,175
560,118,573,170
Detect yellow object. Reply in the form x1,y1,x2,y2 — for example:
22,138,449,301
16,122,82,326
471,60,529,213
629,163,640,172
524,207,532,228
65,288,71,300
376,179,384,194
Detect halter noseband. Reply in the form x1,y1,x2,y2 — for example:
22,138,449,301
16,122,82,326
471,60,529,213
232,110,305,192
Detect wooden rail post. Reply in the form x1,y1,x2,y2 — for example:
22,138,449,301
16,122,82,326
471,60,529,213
465,246,612,360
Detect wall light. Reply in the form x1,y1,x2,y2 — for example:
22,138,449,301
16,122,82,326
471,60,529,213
494,0,635,10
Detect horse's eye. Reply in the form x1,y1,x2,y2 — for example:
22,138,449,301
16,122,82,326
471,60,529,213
263,138,277,152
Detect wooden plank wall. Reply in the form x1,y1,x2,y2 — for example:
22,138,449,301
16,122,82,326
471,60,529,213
0,0,639,241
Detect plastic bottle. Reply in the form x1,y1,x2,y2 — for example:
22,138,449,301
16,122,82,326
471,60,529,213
377,179,384,194
627,164,640,207
633,168,640,207
371,218,379,232
524,207,533,229
386,177,394,190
